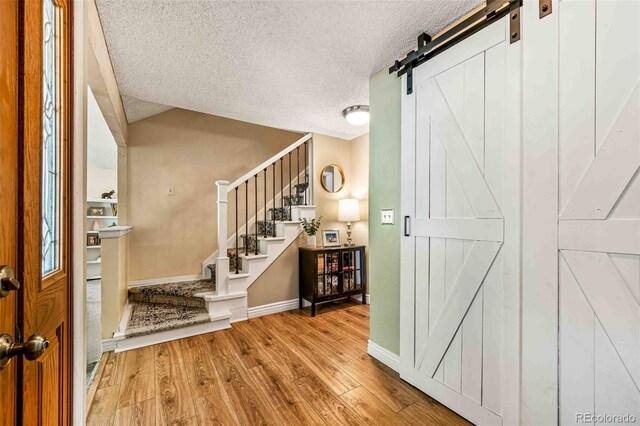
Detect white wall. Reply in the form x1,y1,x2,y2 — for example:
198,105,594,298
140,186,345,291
87,86,117,198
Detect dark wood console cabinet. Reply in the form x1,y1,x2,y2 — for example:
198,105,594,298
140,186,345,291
299,245,366,316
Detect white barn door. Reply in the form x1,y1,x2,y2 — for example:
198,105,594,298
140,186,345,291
400,1,639,425
557,0,640,423
400,15,521,426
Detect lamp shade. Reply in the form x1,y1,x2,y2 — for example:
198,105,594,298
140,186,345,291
338,199,361,222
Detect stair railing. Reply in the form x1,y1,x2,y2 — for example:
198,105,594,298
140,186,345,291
214,133,313,294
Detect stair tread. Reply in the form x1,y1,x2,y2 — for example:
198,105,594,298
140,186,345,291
129,279,215,298
239,254,268,259
124,302,211,337
229,272,250,279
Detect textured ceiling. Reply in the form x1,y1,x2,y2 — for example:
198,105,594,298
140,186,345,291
96,0,481,139
121,95,174,123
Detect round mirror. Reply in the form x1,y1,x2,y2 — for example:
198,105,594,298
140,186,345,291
320,164,345,193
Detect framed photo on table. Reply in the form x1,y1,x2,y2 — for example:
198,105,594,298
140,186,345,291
321,229,341,247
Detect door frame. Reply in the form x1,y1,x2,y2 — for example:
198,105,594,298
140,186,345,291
71,0,87,422
0,0,19,423
399,14,522,425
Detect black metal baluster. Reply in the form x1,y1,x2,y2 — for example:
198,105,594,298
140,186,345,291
263,168,267,238
245,180,249,256
296,146,300,200
254,174,259,255
272,162,276,236
235,187,239,274
288,152,292,220
280,157,284,212
304,141,308,205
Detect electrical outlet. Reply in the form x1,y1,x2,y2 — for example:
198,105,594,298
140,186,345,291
167,186,175,196
381,209,395,225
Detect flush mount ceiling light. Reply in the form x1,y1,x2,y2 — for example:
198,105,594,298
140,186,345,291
342,105,370,126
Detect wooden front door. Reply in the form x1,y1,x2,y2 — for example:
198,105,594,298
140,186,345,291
400,14,521,426
0,0,72,424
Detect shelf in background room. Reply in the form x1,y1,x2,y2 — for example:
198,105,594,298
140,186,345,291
87,198,118,204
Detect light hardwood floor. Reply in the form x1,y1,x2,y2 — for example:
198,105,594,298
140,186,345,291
87,302,470,425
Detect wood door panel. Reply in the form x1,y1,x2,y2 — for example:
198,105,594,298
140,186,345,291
560,83,640,219
416,241,501,376
559,219,640,255
39,334,62,426
559,256,595,425
595,0,640,151
423,79,501,219
562,250,640,388
36,278,68,338
594,322,640,421
609,253,640,303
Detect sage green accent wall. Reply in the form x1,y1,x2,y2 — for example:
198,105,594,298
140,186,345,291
369,69,402,355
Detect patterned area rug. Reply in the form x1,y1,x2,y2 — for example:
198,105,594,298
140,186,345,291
128,279,215,298
125,302,211,337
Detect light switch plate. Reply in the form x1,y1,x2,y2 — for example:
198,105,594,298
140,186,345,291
381,209,395,225
167,186,175,196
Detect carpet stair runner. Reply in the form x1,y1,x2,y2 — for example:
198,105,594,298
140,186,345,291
114,137,316,351
124,302,211,338
124,279,215,337
125,246,253,338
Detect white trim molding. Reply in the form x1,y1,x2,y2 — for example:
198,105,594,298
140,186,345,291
128,274,202,288
247,298,299,319
113,314,232,353
101,338,118,353
98,225,133,239
367,340,400,372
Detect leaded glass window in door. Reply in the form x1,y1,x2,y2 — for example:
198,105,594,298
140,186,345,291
42,0,61,276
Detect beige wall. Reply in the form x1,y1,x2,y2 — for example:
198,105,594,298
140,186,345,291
349,133,369,250
248,233,305,307
312,132,369,252
127,108,302,281
248,132,370,307
312,133,352,236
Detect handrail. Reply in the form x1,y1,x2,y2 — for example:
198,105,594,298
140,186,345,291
227,133,312,191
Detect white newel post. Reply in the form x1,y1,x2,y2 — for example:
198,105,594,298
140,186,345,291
308,137,314,206
216,180,230,294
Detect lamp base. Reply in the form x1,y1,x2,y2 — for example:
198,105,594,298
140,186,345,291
345,221,356,246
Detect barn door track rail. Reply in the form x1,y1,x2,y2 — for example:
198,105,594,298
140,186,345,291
389,0,522,94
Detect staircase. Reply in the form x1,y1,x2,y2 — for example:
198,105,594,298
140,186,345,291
111,134,314,352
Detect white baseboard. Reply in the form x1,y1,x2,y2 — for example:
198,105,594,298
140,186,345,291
101,338,117,352
129,274,202,287
114,315,231,353
367,340,400,372
247,298,299,319
352,293,371,304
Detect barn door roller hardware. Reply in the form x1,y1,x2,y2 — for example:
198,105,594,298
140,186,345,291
390,0,522,94
539,0,552,18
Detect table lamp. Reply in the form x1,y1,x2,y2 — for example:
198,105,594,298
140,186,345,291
338,198,360,246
